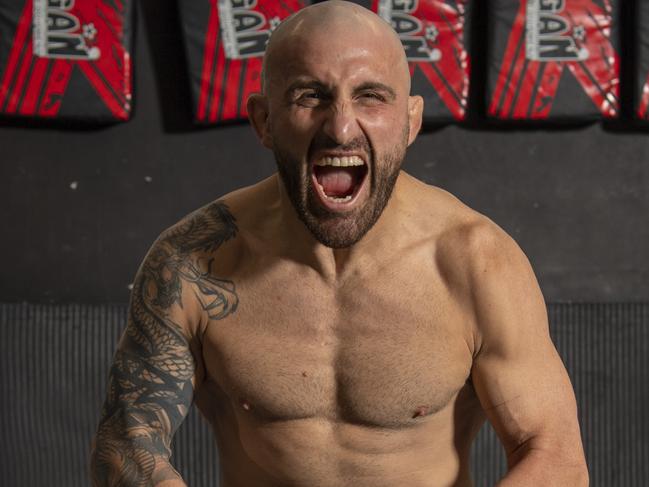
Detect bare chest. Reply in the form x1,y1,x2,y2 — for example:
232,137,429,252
201,261,473,429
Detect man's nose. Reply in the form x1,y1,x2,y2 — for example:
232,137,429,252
321,102,359,145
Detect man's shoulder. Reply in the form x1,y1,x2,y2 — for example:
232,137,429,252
161,198,240,251
400,173,507,249
140,190,249,302
424,185,542,356
407,178,510,255
425,186,529,298
135,196,243,335
158,176,273,253
436,209,519,269
163,173,274,251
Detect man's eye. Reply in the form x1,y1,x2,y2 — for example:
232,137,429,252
359,92,384,102
295,91,325,107
296,91,321,101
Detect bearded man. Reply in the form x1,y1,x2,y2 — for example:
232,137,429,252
90,2,589,486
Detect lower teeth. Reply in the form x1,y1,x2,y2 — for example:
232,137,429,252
326,194,353,202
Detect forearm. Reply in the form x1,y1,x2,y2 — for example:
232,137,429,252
495,448,589,487
90,436,188,487
90,463,187,487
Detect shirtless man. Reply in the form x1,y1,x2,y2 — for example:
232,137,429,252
90,2,589,486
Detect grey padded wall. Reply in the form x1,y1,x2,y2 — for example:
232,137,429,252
1,303,647,486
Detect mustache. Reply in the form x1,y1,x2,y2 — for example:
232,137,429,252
308,134,372,159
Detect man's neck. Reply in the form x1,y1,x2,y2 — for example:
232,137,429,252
266,171,410,284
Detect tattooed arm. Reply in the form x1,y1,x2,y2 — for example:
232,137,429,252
90,201,239,486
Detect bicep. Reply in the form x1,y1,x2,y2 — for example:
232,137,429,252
472,319,579,459
469,229,583,464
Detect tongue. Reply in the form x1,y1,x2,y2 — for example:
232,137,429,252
316,167,355,197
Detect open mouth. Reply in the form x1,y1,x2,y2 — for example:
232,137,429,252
311,155,368,206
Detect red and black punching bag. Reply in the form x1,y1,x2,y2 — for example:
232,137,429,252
487,0,620,121
636,0,649,120
369,0,471,123
178,0,305,125
0,0,134,122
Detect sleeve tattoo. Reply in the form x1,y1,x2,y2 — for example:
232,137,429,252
91,201,239,486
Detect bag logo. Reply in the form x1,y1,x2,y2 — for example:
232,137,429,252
378,0,441,62
32,0,101,60
526,0,589,61
218,0,279,60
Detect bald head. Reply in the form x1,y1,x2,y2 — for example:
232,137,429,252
261,1,409,96
246,1,424,249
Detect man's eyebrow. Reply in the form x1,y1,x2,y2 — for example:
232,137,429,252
353,82,397,100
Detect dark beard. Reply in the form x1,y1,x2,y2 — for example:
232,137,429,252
273,129,408,249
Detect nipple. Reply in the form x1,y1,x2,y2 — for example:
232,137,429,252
412,405,429,418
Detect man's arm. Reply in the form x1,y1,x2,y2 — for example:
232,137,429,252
89,238,200,486
90,201,240,486
467,222,589,486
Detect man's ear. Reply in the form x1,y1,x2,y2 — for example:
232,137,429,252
406,95,424,146
247,93,273,149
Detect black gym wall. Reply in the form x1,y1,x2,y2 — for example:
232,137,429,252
1,2,648,303
0,2,647,486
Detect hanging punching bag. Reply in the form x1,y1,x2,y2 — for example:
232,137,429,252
178,0,305,125
0,0,134,122
487,0,620,121
636,0,649,120
370,0,471,123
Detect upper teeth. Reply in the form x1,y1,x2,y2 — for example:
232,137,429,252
315,156,365,167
